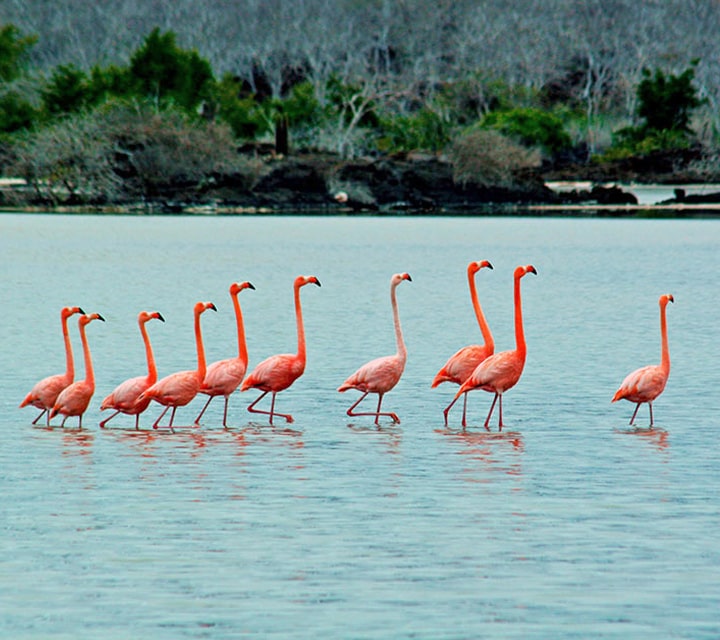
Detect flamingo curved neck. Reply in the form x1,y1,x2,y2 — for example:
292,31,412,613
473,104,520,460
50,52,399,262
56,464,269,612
140,321,158,383
194,311,208,382
232,292,249,364
391,281,407,362
513,274,527,359
660,303,670,373
62,314,75,381
294,283,307,364
79,323,94,386
468,267,493,351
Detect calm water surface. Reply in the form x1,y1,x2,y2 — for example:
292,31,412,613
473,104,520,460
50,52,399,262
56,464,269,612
1,213,719,638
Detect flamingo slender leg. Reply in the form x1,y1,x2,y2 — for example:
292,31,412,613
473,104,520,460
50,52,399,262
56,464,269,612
648,403,654,427
629,403,641,426
152,406,170,430
99,410,120,429
483,393,498,430
193,396,213,426
346,391,400,424
32,409,46,425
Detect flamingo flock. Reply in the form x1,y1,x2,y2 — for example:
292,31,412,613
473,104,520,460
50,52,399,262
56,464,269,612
19,267,675,431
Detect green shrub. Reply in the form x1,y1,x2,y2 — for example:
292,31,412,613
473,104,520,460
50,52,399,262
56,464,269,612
376,107,451,153
0,89,37,134
480,107,571,156
40,64,90,116
0,24,37,82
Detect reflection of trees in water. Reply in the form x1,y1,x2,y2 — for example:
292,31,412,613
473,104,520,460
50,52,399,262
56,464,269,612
436,428,524,482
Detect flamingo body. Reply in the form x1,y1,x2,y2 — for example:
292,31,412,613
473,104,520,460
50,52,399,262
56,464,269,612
241,275,321,424
195,282,254,427
20,305,85,425
612,294,673,426
454,265,536,430
338,272,411,424
139,301,216,430
432,260,494,427
49,313,105,428
100,310,164,428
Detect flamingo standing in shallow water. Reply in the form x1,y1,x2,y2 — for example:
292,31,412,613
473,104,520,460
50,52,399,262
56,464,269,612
194,281,255,427
240,275,321,424
432,260,494,427
454,265,537,431
139,301,216,430
49,313,105,428
20,305,85,425
612,294,674,427
338,272,411,424
99,310,165,429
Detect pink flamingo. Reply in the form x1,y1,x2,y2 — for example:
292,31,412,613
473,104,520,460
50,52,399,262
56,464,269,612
49,313,105,428
338,272,412,424
240,275,321,424
99,310,165,429
194,281,255,427
612,294,674,427
139,301,217,431
454,265,537,431
20,305,85,425
432,260,495,427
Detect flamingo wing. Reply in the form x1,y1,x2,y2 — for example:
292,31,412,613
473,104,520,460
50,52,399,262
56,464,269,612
241,354,303,393
465,350,524,393
53,381,93,417
102,375,150,412
20,373,70,409
613,365,667,403
202,358,247,396
339,355,405,394
432,344,493,387
143,370,199,406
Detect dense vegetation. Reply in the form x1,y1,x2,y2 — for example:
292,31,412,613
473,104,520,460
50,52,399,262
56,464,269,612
1,0,718,204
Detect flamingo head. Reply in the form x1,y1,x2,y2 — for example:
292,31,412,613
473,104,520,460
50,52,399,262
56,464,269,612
515,264,537,278
469,260,493,274
660,294,674,307
61,306,85,320
79,312,105,327
138,310,165,324
194,301,217,315
391,272,412,286
295,275,322,288
230,281,256,295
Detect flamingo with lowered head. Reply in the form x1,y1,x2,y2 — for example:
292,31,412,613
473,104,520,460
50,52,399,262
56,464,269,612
194,281,255,427
139,301,216,431
20,305,85,426
99,310,165,429
338,272,412,424
241,275,321,424
612,294,674,427
454,265,537,430
49,312,105,428
432,260,494,427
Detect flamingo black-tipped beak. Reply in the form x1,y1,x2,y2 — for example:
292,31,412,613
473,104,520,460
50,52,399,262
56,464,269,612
527,265,537,275
78,307,86,314
404,273,412,282
486,262,494,270
157,312,166,322
97,314,106,322
668,294,674,303
314,279,322,287
248,282,256,290
209,303,218,312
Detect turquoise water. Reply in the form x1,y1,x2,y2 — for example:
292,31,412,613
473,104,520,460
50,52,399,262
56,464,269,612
1,213,719,638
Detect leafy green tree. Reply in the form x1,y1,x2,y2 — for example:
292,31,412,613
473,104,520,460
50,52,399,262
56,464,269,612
214,74,267,139
377,107,451,153
636,62,702,133
0,24,37,82
128,28,214,112
40,64,89,116
0,90,37,134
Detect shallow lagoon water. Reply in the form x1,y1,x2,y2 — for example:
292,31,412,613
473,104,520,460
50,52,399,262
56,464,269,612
1,213,719,638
